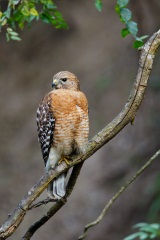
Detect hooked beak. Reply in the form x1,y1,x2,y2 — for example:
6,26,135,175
52,79,59,88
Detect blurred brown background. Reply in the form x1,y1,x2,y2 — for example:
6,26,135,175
0,0,160,239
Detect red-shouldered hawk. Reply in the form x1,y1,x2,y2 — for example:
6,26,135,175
36,71,89,199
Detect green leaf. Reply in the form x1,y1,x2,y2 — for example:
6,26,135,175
95,0,102,12
135,36,148,43
10,35,21,41
18,20,25,29
0,16,5,23
139,232,148,240
115,3,120,15
46,3,57,10
51,11,68,29
6,32,10,42
5,7,11,18
124,232,143,240
10,31,19,36
21,5,30,17
125,223,160,240
30,8,38,16
150,224,160,230
13,0,20,4
117,0,129,8
1,18,7,26
9,0,20,6
134,36,148,48
126,21,138,37
7,27,13,32
133,40,144,48
150,233,159,239
121,27,130,37
139,35,148,40
13,9,23,20
135,37,144,42
134,223,149,229
40,11,51,24
40,0,52,4
120,8,132,23
140,226,158,234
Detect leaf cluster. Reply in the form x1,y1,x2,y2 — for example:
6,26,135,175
0,0,68,41
0,0,149,47
115,0,148,48
124,223,160,240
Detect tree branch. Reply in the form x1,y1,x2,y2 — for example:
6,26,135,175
0,29,160,239
22,163,84,240
78,149,160,240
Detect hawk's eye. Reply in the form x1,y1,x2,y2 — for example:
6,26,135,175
61,78,67,82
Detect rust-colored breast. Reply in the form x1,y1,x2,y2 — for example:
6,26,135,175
50,89,89,155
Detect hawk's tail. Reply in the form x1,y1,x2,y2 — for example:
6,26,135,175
53,173,66,199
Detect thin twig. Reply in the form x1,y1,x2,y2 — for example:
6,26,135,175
22,163,83,240
28,198,56,210
78,149,160,240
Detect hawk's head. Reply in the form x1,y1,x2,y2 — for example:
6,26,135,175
52,71,80,91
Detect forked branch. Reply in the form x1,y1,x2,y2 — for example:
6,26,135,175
0,29,160,239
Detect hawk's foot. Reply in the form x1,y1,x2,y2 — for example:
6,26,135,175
58,156,70,165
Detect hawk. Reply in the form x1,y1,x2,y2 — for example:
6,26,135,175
36,71,89,199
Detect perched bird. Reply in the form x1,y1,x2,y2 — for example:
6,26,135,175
36,71,89,199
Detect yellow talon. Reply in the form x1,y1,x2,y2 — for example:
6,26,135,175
58,156,70,165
